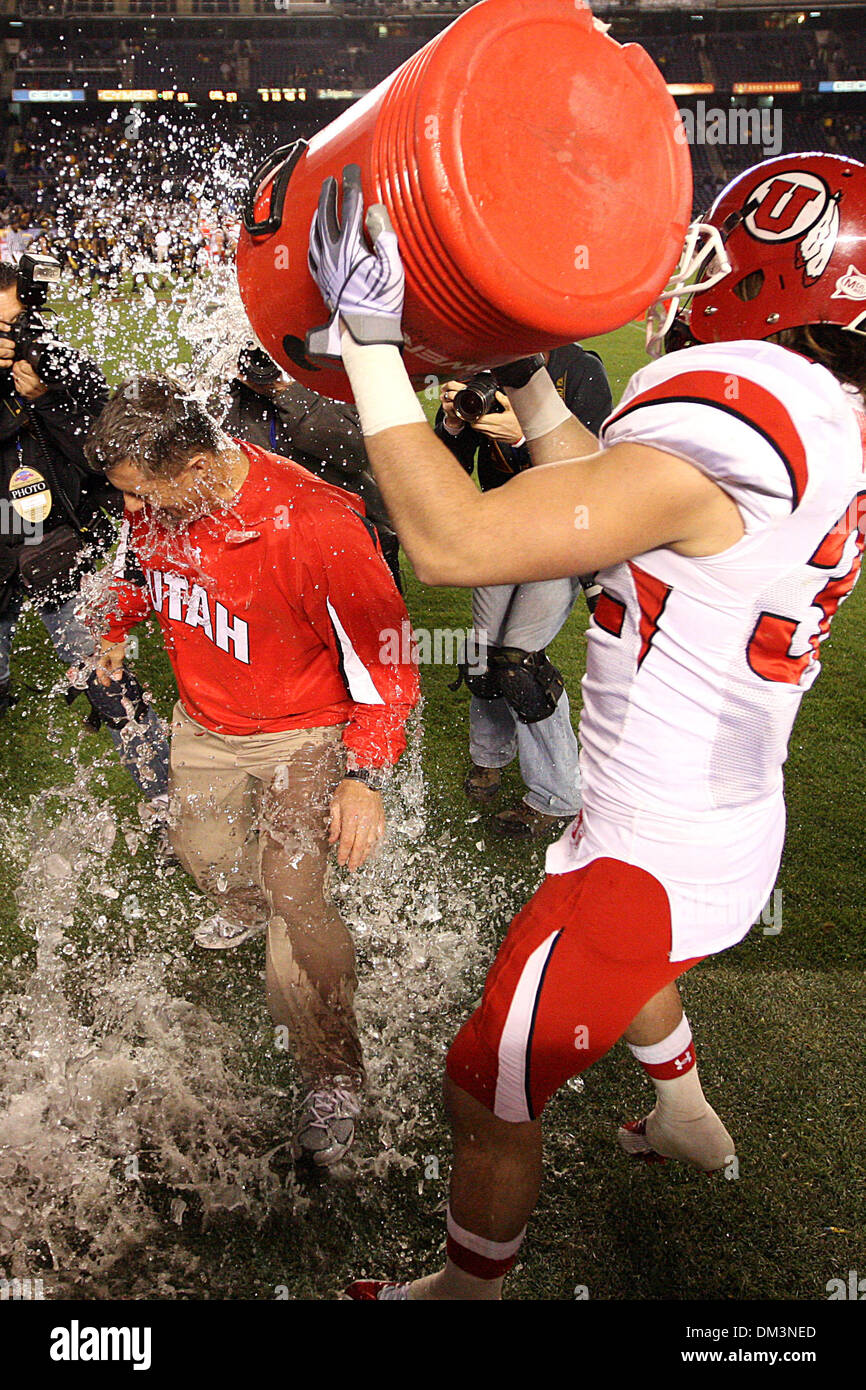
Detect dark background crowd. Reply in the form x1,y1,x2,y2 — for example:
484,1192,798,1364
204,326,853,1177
0,0,865,264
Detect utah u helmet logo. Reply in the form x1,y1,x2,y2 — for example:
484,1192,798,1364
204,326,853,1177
743,170,841,285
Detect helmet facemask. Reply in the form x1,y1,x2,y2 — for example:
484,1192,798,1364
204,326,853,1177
645,221,732,359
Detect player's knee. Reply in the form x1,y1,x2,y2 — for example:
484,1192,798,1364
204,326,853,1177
445,1016,499,1118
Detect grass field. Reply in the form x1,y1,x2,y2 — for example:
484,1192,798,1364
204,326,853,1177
0,295,863,1302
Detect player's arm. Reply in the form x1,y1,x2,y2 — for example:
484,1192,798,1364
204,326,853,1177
344,389,741,586
503,365,603,470
305,166,742,587
500,351,612,467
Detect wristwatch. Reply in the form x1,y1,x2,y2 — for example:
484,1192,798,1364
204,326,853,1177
343,767,389,792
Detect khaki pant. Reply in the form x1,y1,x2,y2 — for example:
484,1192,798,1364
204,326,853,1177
168,702,362,1089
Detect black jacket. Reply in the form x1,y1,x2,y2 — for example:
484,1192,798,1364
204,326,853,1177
222,378,394,536
434,344,613,492
0,350,115,614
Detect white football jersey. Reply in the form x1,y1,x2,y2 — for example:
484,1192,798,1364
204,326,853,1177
547,340,866,960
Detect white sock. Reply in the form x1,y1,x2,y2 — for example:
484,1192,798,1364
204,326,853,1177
628,1017,735,1171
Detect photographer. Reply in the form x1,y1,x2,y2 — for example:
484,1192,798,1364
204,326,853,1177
0,253,169,802
434,345,612,837
219,343,402,589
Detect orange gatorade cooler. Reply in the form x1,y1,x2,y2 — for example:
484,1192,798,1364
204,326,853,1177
236,0,692,402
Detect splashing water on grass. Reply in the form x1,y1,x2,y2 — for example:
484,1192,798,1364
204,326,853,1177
0,706,518,1296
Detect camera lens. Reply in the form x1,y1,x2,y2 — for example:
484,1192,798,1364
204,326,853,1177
453,387,486,423
453,372,499,424
238,344,280,385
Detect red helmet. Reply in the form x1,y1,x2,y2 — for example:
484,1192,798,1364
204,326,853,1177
647,152,866,356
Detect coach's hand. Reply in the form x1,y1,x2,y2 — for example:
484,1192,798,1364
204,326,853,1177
329,778,385,872
95,638,127,688
306,163,405,361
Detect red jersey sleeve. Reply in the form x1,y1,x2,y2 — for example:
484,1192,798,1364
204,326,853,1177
102,516,153,643
292,500,420,769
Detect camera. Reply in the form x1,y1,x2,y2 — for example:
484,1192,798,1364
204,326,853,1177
6,308,54,373
453,370,501,425
17,251,63,310
237,343,281,388
1,251,71,387
2,309,75,388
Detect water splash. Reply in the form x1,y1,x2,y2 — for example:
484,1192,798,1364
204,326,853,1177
177,262,253,410
0,701,526,1296
0,746,308,1296
1,116,531,1295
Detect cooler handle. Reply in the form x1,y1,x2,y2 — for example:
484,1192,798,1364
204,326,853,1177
242,140,308,237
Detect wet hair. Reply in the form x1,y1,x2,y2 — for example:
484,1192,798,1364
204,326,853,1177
85,372,224,478
770,324,866,399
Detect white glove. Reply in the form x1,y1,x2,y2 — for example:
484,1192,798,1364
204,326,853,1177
306,163,405,361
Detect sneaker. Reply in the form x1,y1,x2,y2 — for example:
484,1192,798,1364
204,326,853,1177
345,1280,410,1301
193,913,267,950
293,1081,361,1168
463,762,502,803
616,1118,668,1166
490,802,571,839
618,1109,735,1173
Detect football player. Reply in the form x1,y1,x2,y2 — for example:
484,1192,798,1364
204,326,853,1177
305,152,866,1297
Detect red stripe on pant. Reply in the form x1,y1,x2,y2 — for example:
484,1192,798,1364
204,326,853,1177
446,858,703,1120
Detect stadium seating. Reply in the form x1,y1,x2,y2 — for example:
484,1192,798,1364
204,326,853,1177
5,5,866,233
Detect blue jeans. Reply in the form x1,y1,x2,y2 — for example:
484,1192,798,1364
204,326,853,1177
469,578,582,817
0,591,170,799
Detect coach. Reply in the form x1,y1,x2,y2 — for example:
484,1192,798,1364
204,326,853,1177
220,343,402,588
86,375,419,1168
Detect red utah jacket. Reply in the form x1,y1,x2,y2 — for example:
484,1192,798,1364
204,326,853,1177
103,440,419,768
